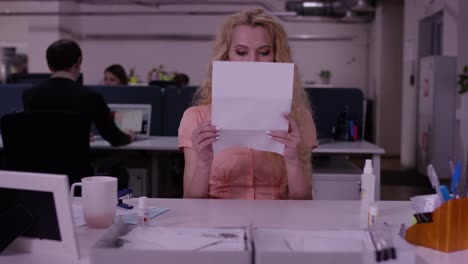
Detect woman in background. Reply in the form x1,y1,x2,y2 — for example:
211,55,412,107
178,9,318,200
103,64,128,86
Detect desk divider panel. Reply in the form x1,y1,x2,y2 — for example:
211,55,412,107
306,88,364,140
162,86,197,136
0,84,33,123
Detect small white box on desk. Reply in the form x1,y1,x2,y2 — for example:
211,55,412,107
252,228,415,264
90,222,252,264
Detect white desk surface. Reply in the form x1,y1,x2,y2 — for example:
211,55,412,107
92,137,384,155
2,199,466,264
90,136,179,151
0,136,384,155
314,140,385,154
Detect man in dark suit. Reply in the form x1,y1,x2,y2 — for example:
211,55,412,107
22,39,134,189
23,39,134,146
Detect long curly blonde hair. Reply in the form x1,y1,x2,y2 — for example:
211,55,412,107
194,8,313,185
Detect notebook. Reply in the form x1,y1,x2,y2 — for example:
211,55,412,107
96,104,151,141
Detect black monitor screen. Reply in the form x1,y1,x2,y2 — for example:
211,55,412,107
0,188,61,241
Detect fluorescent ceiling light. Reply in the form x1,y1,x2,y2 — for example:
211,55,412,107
303,1,325,8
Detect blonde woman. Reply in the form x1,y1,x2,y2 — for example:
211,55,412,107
178,8,318,200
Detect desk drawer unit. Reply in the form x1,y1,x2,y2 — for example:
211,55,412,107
312,157,361,200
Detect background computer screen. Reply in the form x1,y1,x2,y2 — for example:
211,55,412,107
111,108,148,134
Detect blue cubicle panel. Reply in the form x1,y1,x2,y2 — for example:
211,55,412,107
88,85,164,136
162,86,196,136
306,88,364,140
0,84,33,124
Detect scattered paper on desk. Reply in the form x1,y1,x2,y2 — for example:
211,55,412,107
117,208,169,225
72,204,86,227
72,204,168,227
301,230,368,252
212,61,294,155
256,229,372,252
121,227,246,251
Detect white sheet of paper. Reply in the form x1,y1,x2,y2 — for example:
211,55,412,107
212,61,294,155
120,227,245,251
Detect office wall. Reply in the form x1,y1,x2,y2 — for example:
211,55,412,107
76,3,370,88
368,0,403,156
400,0,459,167
0,1,370,91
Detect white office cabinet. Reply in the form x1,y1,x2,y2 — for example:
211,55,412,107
417,56,457,179
313,157,361,200
127,168,148,197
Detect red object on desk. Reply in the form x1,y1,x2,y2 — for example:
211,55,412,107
353,125,358,140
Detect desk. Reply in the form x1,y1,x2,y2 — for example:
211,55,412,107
2,199,466,264
0,137,384,199
314,141,385,200
90,137,178,197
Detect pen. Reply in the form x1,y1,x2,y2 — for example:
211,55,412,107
449,160,455,175
440,185,451,202
450,161,461,198
426,165,444,203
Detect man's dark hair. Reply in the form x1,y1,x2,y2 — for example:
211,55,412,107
46,39,82,72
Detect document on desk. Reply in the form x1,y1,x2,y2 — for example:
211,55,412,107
212,61,294,155
254,228,370,252
120,227,246,251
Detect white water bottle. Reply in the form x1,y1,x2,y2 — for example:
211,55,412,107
137,196,149,226
360,159,375,212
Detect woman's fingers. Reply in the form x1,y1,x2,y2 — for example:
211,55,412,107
267,131,300,142
196,130,219,145
198,136,219,150
283,112,300,136
192,121,220,151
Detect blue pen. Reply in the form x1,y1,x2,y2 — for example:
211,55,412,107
440,185,452,202
450,161,461,197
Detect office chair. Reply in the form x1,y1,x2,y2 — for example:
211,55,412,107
0,111,92,185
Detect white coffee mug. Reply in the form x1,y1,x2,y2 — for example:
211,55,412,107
70,176,117,228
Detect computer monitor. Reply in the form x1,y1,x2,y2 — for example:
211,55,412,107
108,104,151,139
0,170,79,260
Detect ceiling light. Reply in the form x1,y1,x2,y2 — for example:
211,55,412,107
341,10,363,23
351,0,374,13
302,1,325,8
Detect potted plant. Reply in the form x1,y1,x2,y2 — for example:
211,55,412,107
319,70,332,85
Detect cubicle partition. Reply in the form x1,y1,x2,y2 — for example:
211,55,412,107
162,86,196,136
306,87,364,140
0,84,32,123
